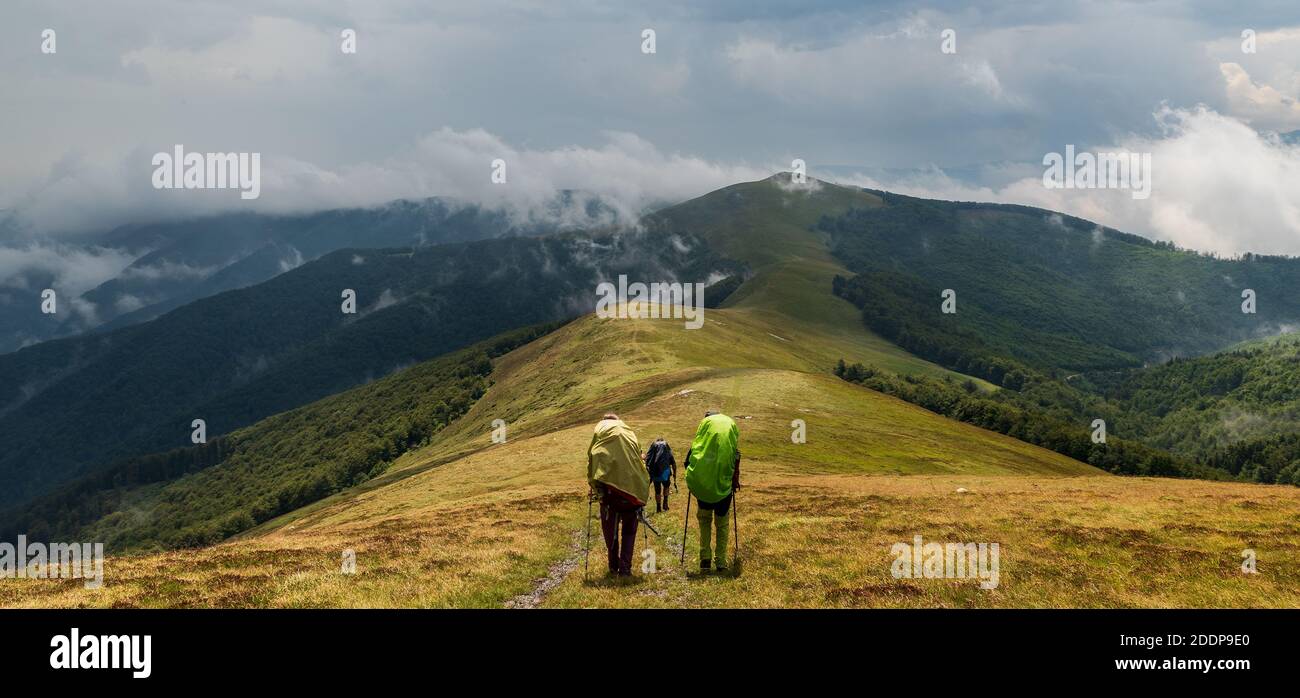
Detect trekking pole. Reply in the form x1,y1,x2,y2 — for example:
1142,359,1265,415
637,509,661,536
732,489,739,565
584,496,593,579
680,494,691,567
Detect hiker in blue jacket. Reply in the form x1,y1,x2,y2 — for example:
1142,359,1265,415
643,436,677,512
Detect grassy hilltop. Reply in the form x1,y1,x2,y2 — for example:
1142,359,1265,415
3,176,1299,608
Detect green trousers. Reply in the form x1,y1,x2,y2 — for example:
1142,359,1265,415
697,506,730,568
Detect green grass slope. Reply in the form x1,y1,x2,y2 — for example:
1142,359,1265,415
650,175,971,379
7,176,1300,609
0,175,966,552
14,308,1300,609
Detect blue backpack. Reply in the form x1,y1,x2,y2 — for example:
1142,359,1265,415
646,441,674,482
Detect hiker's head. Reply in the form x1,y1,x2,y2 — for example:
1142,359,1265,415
602,412,619,421
704,410,717,417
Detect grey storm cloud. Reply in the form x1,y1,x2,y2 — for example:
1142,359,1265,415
3,0,1300,258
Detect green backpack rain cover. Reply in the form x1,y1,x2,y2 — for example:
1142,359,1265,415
685,413,739,504
587,418,649,504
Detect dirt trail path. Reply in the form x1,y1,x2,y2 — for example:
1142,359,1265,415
505,497,693,608
504,530,586,608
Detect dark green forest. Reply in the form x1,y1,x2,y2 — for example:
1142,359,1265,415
826,194,1300,485
0,323,560,550
0,229,743,511
822,193,1300,372
833,359,1221,480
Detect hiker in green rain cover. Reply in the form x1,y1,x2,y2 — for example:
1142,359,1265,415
684,411,740,571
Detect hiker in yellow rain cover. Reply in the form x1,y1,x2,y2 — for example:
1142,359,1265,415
684,411,740,572
587,413,650,576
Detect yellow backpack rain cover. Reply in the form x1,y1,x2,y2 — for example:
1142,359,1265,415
586,418,649,504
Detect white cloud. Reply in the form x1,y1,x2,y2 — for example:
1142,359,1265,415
834,106,1300,257
5,2,1300,263
5,128,771,236
67,297,101,327
959,60,1006,100
258,127,772,228
369,288,400,313
278,246,305,273
114,293,148,313
0,244,137,296
119,260,219,282
1220,62,1300,131
1206,26,1300,131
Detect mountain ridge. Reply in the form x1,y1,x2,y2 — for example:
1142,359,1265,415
5,175,1300,610
0,227,739,509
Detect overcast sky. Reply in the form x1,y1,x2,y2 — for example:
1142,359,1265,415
4,0,1300,258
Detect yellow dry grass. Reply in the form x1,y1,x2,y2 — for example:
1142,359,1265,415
4,178,1297,609
4,359,1296,609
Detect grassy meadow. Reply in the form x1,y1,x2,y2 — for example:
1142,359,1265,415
4,177,1297,609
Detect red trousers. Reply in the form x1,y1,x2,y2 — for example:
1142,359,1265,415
600,497,639,575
